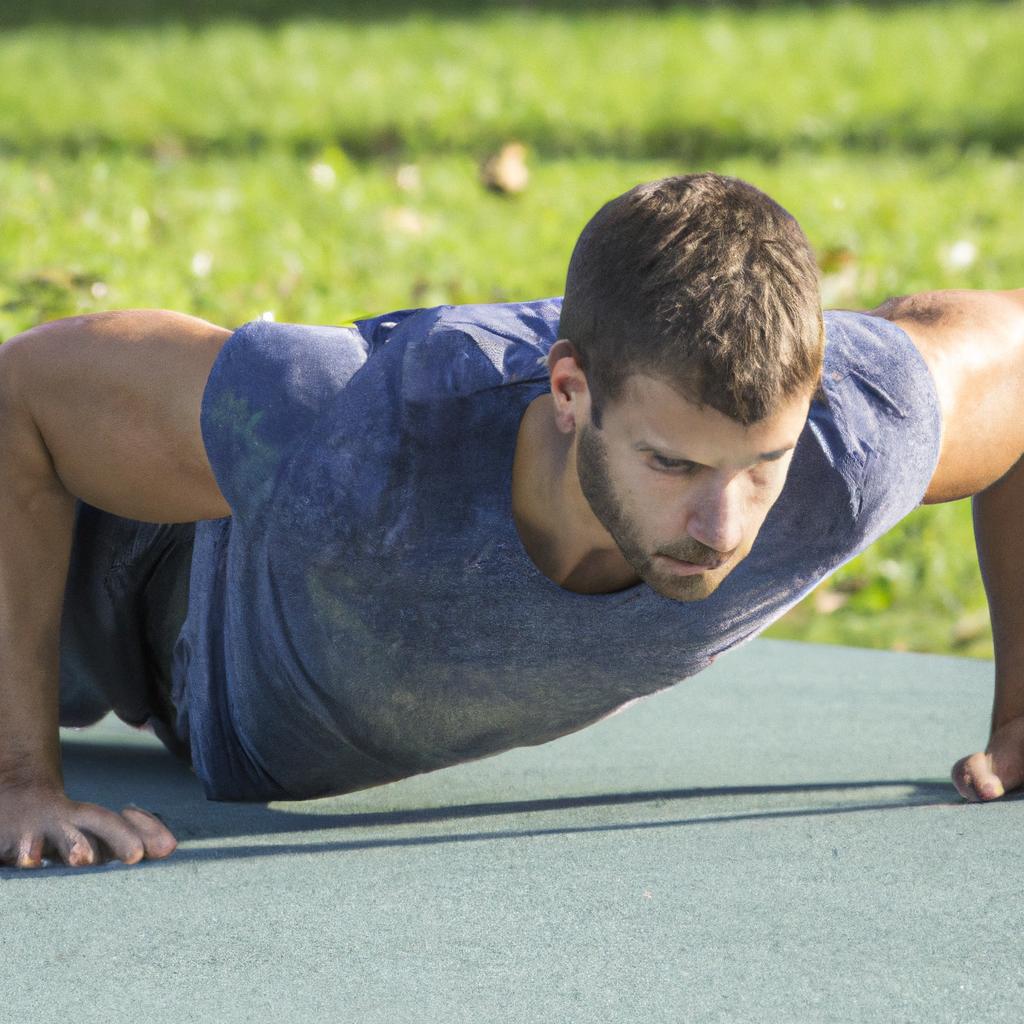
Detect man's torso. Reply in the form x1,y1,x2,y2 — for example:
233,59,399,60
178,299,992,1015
163,298,942,801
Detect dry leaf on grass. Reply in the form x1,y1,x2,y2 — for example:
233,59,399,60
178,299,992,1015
480,141,529,195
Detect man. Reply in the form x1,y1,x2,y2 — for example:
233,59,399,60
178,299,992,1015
1,172,1021,870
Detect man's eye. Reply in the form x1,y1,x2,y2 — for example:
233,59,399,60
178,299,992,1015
651,455,698,474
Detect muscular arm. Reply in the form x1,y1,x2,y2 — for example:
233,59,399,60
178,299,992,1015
0,310,231,868
870,289,1024,503
3,310,232,522
972,457,1024,731
867,288,1024,801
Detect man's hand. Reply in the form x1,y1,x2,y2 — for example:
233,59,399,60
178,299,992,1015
0,782,177,868
951,716,1024,802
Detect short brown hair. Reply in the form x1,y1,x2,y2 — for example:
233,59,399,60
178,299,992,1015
557,172,825,428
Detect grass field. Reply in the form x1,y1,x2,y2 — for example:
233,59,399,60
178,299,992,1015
2,0,1020,659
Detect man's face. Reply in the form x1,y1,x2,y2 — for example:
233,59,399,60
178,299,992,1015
575,374,810,602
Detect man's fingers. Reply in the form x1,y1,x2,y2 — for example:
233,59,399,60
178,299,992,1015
15,833,45,869
951,758,975,801
0,791,176,870
121,806,178,860
955,718,1024,803
59,826,98,867
951,752,1005,802
12,824,97,867
71,804,174,864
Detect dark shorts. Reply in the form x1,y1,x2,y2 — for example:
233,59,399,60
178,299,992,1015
59,499,195,765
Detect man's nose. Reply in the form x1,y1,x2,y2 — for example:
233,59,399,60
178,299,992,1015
684,477,746,556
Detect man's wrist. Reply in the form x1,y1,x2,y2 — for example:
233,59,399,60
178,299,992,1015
0,760,63,793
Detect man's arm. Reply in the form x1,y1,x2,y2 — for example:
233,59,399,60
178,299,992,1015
0,310,231,868
965,452,1024,797
867,288,1024,801
3,310,232,522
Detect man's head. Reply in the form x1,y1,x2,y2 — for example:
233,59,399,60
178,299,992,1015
550,173,823,601
558,172,824,427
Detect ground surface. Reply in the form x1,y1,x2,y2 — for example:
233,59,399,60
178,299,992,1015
2,638,1018,1022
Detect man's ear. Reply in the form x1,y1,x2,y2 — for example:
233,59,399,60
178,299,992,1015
547,339,590,435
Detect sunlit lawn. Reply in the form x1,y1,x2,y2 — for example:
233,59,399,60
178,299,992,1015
2,0,1020,659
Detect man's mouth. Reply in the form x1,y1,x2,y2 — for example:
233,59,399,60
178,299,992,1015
655,554,723,575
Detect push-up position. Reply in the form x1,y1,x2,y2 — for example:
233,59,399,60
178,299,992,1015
2,172,1022,869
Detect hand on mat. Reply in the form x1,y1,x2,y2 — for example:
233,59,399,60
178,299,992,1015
951,715,1024,802
0,782,177,868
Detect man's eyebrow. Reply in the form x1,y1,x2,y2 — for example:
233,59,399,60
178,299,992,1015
633,442,796,465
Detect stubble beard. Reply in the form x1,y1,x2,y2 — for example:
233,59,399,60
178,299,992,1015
575,423,723,602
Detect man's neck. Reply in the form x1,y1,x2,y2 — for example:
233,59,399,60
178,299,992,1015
511,394,640,594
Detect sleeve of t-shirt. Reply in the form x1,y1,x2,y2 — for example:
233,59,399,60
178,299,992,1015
199,319,370,521
822,310,944,549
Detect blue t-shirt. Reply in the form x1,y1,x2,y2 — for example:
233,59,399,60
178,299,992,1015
169,298,942,802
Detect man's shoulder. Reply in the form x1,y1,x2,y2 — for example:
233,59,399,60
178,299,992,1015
809,307,943,539
355,296,561,399
822,308,939,423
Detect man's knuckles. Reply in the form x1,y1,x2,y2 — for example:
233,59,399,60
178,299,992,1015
950,749,1019,801
951,753,987,800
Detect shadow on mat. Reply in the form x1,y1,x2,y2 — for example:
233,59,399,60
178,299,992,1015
5,734,998,875
6,779,993,877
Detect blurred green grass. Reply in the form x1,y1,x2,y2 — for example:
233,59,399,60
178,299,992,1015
2,0,1019,660
1,3,1022,158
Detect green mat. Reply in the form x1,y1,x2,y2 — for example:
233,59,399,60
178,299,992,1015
2,639,1019,1023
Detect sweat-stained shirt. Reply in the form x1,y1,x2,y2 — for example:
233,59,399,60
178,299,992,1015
167,297,943,802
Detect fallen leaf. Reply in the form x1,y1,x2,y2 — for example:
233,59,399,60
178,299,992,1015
480,141,529,195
